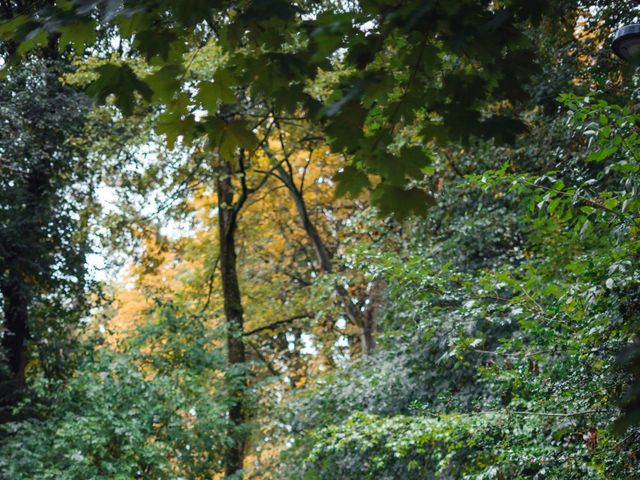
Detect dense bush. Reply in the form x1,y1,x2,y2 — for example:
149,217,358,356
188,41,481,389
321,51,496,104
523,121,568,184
277,96,640,479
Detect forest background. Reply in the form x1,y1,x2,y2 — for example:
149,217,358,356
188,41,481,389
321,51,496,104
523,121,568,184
0,1,639,479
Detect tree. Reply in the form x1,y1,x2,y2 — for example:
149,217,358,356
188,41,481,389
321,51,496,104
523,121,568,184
258,121,381,354
0,58,94,417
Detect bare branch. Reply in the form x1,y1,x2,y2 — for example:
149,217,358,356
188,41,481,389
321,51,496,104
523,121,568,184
247,341,279,376
243,314,311,337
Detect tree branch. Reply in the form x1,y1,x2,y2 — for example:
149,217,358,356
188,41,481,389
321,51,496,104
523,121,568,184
247,341,279,376
243,314,311,337
199,255,220,314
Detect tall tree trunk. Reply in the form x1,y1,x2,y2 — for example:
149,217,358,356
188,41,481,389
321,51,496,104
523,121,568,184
217,164,247,478
0,278,29,419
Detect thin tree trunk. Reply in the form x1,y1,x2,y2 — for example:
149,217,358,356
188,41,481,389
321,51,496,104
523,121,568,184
217,164,247,478
277,164,333,273
361,314,376,354
361,281,385,354
274,164,377,354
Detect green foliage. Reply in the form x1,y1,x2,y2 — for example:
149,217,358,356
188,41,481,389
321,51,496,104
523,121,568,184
2,3,640,480
87,64,153,116
301,411,627,479
277,94,640,479
334,166,371,198
0,302,229,479
57,20,97,53
0,0,584,215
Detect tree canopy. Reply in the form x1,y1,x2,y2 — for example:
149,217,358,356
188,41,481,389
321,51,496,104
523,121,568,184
1,0,583,214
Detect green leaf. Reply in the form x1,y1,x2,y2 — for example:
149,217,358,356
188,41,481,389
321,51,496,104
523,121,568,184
324,102,366,153
587,146,617,162
477,116,528,144
87,64,153,116
204,118,256,159
132,29,182,62
16,28,48,55
226,120,257,151
114,11,151,37
145,65,183,103
334,166,370,197
156,111,197,149
57,20,97,52
390,146,432,185
371,185,435,219
578,218,591,238
547,197,561,215
55,0,75,11
0,15,29,38
195,76,235,112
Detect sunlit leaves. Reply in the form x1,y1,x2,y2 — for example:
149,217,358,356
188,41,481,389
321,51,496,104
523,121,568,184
0,302,229,479
587,146,618,162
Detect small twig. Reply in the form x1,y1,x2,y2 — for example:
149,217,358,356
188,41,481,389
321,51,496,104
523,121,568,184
244,184,287,210
199,255,220,313
247,341,279,376
472,349,550,358
476,294,512,303
176,43,205,87
299,148,313,194
521,288,545,314
480,409,604,418
248,155,288,194
471,344,611,358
